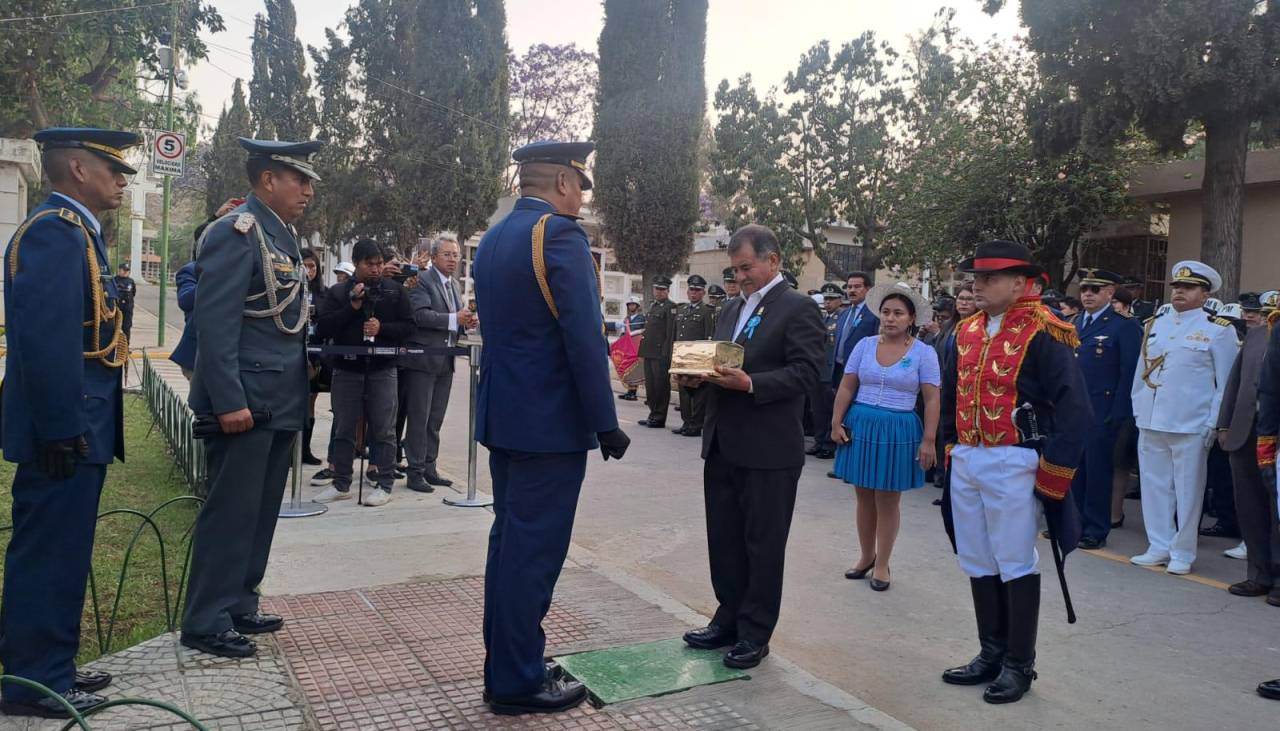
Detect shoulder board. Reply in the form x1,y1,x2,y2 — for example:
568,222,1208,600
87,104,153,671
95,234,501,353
1143,312,1161,325
55,208,82,226
1034,305,1081,348
233,213,256,234
1211,316,1232,327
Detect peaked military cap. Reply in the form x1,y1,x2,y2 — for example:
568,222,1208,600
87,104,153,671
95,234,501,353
820,282,844,298
1169,259,1222,293
1238,292,1263,311
34,127,143,174
781,271,799,289
1077,268,1122,287
958,240,1042,276
687,274,707,289
652,275,672,289
722,266,737,283
707,284,726,297
1262,290,1279,311
513,140,594,191
239,138,323,181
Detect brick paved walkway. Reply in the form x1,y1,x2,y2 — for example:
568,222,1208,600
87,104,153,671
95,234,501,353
1,568,907,730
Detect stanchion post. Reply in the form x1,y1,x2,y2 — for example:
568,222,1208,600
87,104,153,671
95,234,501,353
280,431,328,518
444,342,492,508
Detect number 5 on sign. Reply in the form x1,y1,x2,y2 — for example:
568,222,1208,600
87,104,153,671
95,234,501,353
152,131,186,177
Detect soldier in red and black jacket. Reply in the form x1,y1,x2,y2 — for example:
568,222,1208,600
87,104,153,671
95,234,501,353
938,240,1092,705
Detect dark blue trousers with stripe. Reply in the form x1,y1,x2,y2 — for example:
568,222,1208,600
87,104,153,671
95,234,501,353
0,463,106,702
482,448,585,698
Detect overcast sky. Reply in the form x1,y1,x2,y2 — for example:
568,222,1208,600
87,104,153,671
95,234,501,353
185,0,1021,136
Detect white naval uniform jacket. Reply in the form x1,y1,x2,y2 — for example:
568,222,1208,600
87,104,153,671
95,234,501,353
1130,307,1240,435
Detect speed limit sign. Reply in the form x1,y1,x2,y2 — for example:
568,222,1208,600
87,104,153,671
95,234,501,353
152,131,186,177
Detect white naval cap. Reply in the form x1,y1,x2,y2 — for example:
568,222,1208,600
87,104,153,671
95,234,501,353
1262,290,1280,311
1169,260,1222,293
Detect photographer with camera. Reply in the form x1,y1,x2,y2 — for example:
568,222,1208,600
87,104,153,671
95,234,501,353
313,239,413,507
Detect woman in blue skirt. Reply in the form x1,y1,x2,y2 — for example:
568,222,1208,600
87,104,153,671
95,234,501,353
831,283,941,591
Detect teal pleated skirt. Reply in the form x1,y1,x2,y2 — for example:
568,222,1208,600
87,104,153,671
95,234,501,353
833,403,925,491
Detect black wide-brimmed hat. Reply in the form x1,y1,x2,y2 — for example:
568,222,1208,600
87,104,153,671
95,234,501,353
957,240,1042,277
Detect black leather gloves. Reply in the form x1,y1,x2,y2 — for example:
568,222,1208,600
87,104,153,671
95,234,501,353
597,428,631,461
37,436,88,480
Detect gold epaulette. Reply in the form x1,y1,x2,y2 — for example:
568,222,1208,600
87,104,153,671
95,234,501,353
1268,310,1280,330
1034,305,1081,348
1212,316,1233,327
56,208,81,226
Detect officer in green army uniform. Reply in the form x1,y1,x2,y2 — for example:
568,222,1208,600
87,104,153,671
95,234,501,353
637,276,678,428
672,274,717,437
707,284,727,318
723,266,741,300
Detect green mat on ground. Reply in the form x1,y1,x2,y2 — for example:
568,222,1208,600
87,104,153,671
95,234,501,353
554,637,749,705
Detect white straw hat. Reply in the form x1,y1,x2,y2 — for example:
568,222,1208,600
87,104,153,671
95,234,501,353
864,282,933,326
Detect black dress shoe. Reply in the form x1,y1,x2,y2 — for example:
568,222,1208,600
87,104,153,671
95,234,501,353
682,624,737,649
424,470,453,487
672,426,688,435
302,453,323,466
1,688,107,719
814,449,835,459
1125,487,1140,500
869,571,891,592
489,678,587,716
827,470,840,479
1259,679,1280,700
1078,536,1105,550
407,478,436,493
932,498,943,506
232,611,284,634
723,640,769,669
637,419,665,428
805,445,821,455
1229,580,1272,597
682,428,702,437
983,663,1037,704
1199,522,1241,539
1110,515,1125,529
74,669,112,693
618,392,638,401
1268,592,1280,607
181,629,257,658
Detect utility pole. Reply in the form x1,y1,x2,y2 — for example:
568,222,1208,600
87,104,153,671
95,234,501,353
157,0,180,347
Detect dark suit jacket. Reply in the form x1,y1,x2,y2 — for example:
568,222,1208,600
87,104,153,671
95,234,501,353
831,303,879,386
701,281,825,470
169,261,198,371
1218,324,1268,452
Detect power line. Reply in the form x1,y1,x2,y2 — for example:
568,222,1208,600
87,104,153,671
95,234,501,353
0,1,170,24
369,77,510,134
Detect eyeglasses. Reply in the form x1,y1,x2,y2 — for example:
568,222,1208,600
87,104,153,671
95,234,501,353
1080,285,1103,294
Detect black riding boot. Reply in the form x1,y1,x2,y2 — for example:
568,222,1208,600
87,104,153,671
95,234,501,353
302,417,322,465
984,573,1039,704
942,575,1007,685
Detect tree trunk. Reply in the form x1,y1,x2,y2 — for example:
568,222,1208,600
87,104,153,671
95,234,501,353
1200,113,1250,302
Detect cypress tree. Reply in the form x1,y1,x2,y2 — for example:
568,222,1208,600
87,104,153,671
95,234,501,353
203,79,254,218
248,0,316,141
594,0,708,291
348,0,510,249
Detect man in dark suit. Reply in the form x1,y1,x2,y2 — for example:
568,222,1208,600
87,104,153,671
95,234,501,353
474,141,630,715
1217,295,1280,600
831,270,878,387
1070,269,1142,549
400,236,476,492
678,224,824,670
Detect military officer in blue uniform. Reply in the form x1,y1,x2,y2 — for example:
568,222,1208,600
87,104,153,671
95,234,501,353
474,141,631,716
180,138,318,659
0,128,139,718
1070,269,1142,549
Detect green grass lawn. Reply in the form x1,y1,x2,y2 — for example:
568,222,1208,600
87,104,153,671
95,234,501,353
0,394,200,664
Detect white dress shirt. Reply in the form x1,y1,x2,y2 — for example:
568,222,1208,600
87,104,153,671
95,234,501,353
733,272,785,341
